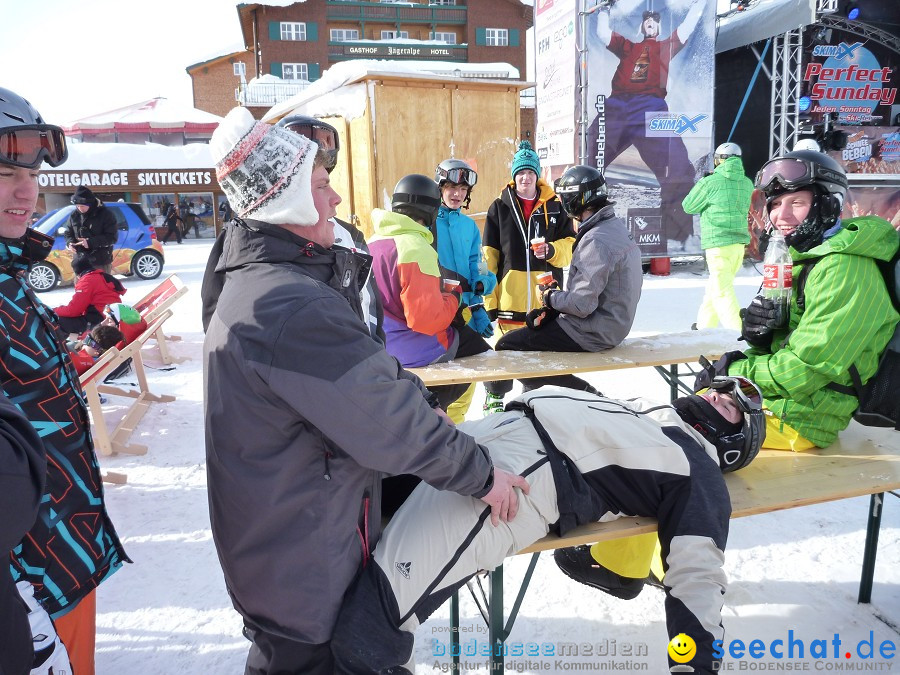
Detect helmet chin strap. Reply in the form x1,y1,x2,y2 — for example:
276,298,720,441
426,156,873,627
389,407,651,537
779,188,842,253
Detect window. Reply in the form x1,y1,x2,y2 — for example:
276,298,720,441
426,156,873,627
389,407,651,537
430,31,456,44
281,22,306,41
233,62,246,77
485,28,508,47
330,29,359,41
431,0,456,4
282,63,309,81
381,30,409,40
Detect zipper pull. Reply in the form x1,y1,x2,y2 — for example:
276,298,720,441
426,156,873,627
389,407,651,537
323,449,332,480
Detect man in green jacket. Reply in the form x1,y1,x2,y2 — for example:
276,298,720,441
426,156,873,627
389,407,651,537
683,142,754,330
727,149,898,449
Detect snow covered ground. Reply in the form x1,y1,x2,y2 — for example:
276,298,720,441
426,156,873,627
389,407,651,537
40,239,900,674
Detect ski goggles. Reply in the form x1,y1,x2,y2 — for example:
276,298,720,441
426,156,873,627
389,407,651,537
83,334,103,353
280,120,339,151
755,156,844,193
437,166,477,187
0,124,68,168
642,10,661,21
708,375,763,413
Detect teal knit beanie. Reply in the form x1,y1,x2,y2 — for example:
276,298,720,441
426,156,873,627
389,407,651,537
511,140,541,179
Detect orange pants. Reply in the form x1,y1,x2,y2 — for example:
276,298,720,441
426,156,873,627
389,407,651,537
55,590,96,675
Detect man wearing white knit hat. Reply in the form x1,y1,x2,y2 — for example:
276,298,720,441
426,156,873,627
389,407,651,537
202,107,528,674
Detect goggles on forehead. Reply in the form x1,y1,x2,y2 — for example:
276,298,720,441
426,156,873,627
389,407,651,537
0,124,68,169
281,121,339,151
437,166,477,188
755,156,842,194
707,375,763,413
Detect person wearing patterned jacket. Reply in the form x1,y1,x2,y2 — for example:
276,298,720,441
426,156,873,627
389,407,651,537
0,86,127,675
333,379,766,675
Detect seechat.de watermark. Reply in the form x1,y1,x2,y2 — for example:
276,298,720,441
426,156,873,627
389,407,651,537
711,630,896,671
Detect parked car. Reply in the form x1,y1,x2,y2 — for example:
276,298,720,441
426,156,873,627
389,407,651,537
27,202,165,292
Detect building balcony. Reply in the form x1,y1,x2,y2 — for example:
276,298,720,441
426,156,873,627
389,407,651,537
326,1,467,25
329,40,467,60
237,80,311,107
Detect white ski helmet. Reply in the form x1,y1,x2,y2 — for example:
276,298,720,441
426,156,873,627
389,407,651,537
714,142,742,166
793,138,822,152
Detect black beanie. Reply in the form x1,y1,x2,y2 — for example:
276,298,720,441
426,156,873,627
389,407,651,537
71,255,96,277
71,186,97,206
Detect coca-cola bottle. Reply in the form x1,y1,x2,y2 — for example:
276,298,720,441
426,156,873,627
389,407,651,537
761,230,792,329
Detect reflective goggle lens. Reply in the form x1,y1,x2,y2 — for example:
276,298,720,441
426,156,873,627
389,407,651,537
710,376,762,409
0,125,68,168
282,122,339,151
756,158,812,192
441,167,477,187
83,335,101,351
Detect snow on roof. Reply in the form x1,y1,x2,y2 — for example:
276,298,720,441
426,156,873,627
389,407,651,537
56,142,213,171
63,98,222,132
262,59,523,123
186,43,250,70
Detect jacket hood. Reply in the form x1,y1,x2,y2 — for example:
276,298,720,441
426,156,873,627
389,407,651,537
0,229,53,272
793,215,899,263
216,219,340,277
573,204,618,245
714,155,746,180
371,208,434,243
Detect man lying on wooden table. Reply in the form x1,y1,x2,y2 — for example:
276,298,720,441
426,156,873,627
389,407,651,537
333,377,766,675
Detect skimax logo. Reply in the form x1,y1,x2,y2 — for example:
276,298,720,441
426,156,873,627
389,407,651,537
812,42,863,60
648,113,708,136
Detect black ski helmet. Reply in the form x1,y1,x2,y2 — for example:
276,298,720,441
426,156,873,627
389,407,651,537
674,376,766,473
0,87,68,169
553,165,610,219
275,114,339,172
391,174,442,227
755,149,848,252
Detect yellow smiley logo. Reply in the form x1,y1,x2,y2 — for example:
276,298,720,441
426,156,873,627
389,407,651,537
667,633,697,663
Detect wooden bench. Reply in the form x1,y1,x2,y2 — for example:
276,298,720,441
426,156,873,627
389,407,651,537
409,329,740,401
131,274,188,365
80,310,177,466
408,332,900,672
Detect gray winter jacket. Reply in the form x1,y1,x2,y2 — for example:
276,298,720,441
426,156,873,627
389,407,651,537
549,205,643,351
203,219,493,644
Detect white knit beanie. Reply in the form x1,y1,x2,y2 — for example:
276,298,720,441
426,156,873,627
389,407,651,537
210,107,319,226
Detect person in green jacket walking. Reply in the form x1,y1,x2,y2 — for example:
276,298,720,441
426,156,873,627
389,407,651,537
682,142,754,330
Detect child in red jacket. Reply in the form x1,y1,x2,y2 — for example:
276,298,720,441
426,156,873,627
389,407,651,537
54,257,126,335
69,325,125,376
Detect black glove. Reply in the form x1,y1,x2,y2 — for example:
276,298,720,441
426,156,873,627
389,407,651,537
692,351,747,392
540,287,559,307
740,296,781,349
525,306,560,330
